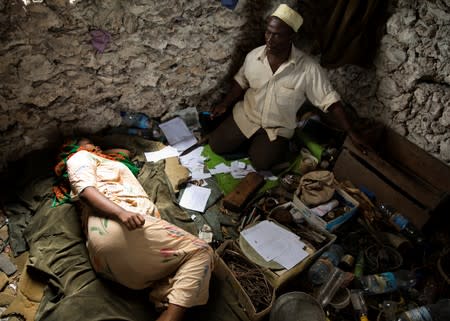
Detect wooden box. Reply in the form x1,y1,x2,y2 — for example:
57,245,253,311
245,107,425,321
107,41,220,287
333,127,450,229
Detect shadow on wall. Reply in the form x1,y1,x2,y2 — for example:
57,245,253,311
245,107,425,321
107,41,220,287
204,0,278,104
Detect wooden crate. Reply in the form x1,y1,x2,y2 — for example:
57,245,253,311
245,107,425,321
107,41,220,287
333,127,450,229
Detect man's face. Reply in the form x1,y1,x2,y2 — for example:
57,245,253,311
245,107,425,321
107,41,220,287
265,16,294,56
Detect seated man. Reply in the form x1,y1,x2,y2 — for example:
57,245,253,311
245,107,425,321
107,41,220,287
209,4,365,170
56,138,214,321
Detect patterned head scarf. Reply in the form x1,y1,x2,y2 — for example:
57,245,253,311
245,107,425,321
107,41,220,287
52,137,140,207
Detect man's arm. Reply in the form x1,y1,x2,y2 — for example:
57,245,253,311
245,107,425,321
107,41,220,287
327,101,369,151
80,186,145,230
210,80,245,118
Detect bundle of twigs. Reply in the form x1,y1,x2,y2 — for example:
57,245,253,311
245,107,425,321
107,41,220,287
222,249,273,312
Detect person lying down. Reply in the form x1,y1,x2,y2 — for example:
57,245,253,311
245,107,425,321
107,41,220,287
53,137,215,321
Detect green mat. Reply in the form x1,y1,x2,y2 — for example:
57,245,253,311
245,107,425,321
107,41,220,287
202,145,279,196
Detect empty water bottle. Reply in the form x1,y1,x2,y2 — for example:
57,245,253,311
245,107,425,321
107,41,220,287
397,299,450,321
377,203,425,245
316,266,346,307
120,111,151,129
308,244,344,285
361,269,416,295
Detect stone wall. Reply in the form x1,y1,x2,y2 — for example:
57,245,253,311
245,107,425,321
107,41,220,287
328,0,450,163
0,0,449,171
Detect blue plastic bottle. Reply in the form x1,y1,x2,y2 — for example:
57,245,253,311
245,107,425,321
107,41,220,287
361,269,416,295
120,111,150,129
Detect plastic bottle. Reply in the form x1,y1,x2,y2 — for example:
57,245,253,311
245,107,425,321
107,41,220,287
397,299,450,321
377,203,425,245
316,266,346,307
108,126,163,141
354,250,365,279
308,244,344,285
383,301,398,321
360,269,416,295
350,289,369,321
120,111,151,129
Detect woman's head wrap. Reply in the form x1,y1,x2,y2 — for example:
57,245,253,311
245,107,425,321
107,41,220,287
52,138,139,207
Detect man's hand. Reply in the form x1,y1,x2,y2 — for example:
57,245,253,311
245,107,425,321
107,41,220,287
210,103,227,119
348,130,374,155
118,210,145,230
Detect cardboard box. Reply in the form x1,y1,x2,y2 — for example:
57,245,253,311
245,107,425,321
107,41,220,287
235,209,336,289
215,240,276,321
333,129,450,229
292,187,360,232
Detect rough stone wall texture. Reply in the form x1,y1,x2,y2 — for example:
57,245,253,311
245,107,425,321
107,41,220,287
0,0,449,171
328,0,450,163
0,0,296,170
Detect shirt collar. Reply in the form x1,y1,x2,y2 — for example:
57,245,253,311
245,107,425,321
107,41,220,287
257,44,300,66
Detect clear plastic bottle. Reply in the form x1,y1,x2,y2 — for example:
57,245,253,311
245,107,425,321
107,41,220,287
316,266,346,307
377,203,425,245
308,244,344,285
361,269,416,295
350,289,369,321
397,299,450,321
120,111,151,129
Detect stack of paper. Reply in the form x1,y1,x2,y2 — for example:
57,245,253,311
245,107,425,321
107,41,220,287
179,146,211,180
240,220,309,270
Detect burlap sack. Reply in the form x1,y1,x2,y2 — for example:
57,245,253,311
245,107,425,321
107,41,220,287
298,170,336,206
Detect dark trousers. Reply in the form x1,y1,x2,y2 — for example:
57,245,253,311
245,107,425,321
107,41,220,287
208,115,289,170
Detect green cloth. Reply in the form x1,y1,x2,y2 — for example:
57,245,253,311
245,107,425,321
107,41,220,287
202,145,279,196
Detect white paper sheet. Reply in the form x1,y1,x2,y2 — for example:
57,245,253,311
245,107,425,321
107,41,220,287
240,220,308,269
273,239,309,270
209,163,231,175
159,117,198,152
179,184,211,213
144,146,179,162
178,146,211,180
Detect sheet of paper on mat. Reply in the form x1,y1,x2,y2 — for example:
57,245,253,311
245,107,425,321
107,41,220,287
144,146,179,162
179,184,211,213
159,117,197,152
240,220,309,270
